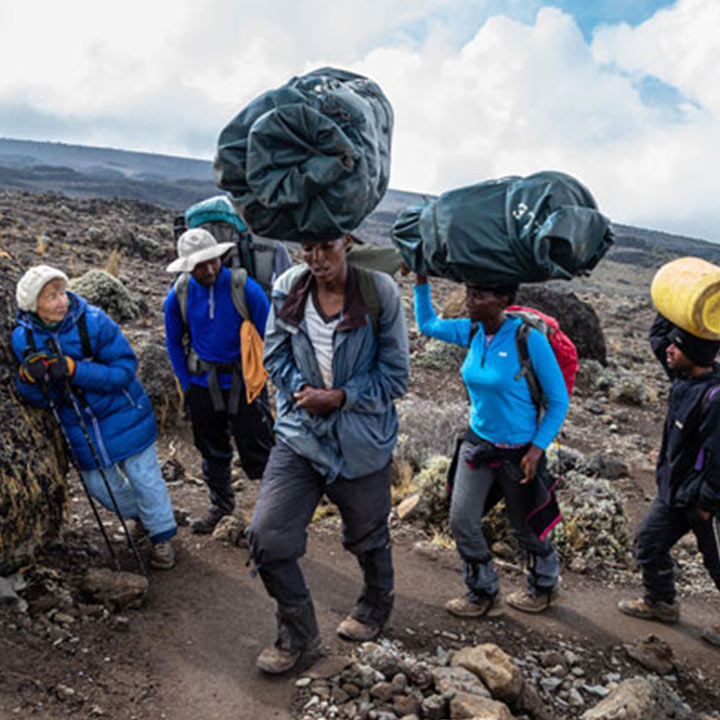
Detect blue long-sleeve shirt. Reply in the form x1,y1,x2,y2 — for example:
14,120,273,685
164,267,270,391
414,282,568,449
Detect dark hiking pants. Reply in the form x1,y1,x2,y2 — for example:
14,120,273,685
450,440,559,602
634,496,720,604
247,441,394,651
187,383,273,513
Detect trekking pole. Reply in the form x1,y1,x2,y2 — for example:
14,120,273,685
37,377,121,572
45,340,147,575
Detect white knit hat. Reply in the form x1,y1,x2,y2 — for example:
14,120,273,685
16,265,69,313
165,228,235,273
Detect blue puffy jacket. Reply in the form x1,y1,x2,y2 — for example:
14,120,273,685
12,292,157,470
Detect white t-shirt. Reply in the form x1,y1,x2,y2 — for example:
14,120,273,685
305,292,340,389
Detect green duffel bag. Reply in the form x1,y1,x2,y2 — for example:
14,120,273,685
391,170,613,285
215,67,393,243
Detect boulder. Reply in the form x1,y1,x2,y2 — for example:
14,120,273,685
516,284,606,364
451,644,523,703
449,692,515,719
80,567,149,610
581,676,694,720
624,635,675,675
0,265,69,571
432,666,491,698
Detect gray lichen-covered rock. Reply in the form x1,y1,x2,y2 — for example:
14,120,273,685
609,373,650,405
553,470,631,562
412,456,451,527
580,676,694,720
395,398,466,468
414,338,467,370
69,269,140,323
136,341,182,432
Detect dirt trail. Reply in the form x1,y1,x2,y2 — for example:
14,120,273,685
124,525,720,720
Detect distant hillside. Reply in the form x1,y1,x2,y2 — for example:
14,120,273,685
1,137,719,267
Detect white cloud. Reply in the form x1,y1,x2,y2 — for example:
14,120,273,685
1,0,719,240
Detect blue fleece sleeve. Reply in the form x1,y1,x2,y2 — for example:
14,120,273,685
414,282,471,347
245,276,270,338
164,288,191,391
526,328,569,449
70,311,136,392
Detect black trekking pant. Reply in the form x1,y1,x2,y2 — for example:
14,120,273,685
247,441,394,651
187,383,273,513
634,496,720,604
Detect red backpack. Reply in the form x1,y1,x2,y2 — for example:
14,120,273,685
505,305,578,407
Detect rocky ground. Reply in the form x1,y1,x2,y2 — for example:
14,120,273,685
1,190,720,720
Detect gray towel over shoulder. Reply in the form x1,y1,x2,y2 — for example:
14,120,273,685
215,67,393,243
391,170,614,285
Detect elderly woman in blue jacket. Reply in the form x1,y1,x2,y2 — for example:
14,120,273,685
414,274,569,617
247,235,410,675
12,265,177,570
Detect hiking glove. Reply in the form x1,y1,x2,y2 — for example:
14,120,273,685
47,355,76,383
19,351,52,384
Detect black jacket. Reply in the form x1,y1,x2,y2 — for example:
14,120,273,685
651,314,720,513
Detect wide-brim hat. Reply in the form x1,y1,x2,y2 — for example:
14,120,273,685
166,228,235,273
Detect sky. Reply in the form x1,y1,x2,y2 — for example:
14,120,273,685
1,0,719,241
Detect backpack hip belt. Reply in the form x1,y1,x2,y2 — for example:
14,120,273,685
187,348,243,415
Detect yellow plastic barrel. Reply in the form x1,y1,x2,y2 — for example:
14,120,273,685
651,257,720,340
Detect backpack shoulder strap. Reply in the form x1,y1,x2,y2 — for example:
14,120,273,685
173,273,190,326
701,384,720,410
23,316,92,359
355,267,381,336
230,267,250,321
24,325,37,352
515,321,543,409
77,312,93,359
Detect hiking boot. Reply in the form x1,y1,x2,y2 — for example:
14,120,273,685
149,541,176,570
506,587,558,614
190,507,229,535
702,626,720,648
445,594,504,618
256,636,321,675
336,616,381,642
617,597,679,624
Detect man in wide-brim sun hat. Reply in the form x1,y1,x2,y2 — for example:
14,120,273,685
164,228,274,535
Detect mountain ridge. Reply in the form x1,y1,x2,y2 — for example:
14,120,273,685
1,136,718,265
